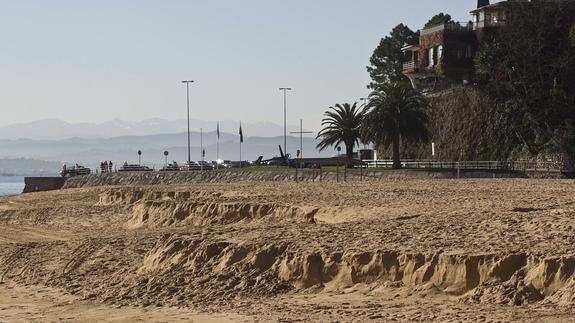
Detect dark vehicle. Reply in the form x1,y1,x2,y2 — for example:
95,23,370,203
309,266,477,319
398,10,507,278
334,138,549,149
160,161,180,172
260,146,293,167
61,164,91,177
179,161,203,171
266,157,288,166
197,161,214,170
226,161,252,168
118,162,153,172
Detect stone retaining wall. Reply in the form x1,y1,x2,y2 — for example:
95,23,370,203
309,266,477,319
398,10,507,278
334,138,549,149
62,169,528,189
23,177,66,193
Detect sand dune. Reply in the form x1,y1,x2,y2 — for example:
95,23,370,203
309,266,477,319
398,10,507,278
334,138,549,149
1,179,575,321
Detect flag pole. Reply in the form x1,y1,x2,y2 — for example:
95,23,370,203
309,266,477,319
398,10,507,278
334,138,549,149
200,128,203,171
216,121,220,170
240,121,242,169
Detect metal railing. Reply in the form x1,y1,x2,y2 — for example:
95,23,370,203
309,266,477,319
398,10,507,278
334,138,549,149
421,22,473,36
474,19,506,30
402,61,417,73
362,160,568,173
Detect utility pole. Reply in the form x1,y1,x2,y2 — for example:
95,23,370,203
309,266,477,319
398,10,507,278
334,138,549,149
290,119,313,164
279,88,292,156
182,80,194,163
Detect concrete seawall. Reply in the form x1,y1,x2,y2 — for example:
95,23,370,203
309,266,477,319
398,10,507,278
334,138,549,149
62,169,527,189
23,177,66,193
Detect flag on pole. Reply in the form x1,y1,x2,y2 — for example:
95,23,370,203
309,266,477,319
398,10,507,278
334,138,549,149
239,122,244,143
217,121,220,140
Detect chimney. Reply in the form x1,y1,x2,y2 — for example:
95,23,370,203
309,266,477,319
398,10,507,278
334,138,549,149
477,0,490,8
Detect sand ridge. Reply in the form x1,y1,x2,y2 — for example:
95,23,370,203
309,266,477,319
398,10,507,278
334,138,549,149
1,179,575,321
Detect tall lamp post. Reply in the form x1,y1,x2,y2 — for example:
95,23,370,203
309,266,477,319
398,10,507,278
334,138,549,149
359,98,369,150
279,87,292,155
182,80,194,163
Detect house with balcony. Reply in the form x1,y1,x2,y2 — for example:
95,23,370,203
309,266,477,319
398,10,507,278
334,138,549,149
402,0,530,90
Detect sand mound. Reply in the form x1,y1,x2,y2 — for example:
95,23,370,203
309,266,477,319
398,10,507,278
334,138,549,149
129,200,318,228
98,188,318,228
5,180,575,321
11,233,563,308
98,189,221,206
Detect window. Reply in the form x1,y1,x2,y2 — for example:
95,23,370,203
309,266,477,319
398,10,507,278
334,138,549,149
438,45,443,61
465,46,473,58
485,12,492,23
428,48,434,67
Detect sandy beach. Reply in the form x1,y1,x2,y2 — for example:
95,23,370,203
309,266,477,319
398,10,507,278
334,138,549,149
1,179,575,322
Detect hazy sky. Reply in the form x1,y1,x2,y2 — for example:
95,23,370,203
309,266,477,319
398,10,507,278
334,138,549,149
0,0,472,130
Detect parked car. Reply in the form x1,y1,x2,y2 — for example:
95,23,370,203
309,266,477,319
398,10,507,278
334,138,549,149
179,161,203,171
226,161,252,168
197,160,214,170
61,164,91,177
118,163,153,172
160,162,180,172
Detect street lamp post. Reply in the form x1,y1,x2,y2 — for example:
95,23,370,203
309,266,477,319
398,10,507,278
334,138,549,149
279,87,292,155
182,80,194,163
359,98,369,150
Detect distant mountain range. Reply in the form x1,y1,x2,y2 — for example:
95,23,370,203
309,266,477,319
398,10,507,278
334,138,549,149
0,158,61,176
0,118,312,140
0,130,337,174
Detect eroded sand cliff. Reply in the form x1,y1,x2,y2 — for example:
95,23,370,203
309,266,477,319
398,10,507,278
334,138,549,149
1,179,575,321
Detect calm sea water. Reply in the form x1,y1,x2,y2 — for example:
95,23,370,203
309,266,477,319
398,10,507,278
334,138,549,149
0,176,25,196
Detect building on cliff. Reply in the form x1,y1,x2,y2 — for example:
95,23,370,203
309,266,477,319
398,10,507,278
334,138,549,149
402,0,565,91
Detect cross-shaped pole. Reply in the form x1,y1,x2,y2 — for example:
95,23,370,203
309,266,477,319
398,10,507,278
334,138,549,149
290,119,313,168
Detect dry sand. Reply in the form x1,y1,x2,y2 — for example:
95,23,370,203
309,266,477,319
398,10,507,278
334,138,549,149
1,179,575,322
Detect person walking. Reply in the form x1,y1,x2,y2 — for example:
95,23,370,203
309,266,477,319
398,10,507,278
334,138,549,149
108,161,113,173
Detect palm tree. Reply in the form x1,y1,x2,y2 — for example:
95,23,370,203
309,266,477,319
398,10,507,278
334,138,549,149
362,82,429,169
316,103,364,165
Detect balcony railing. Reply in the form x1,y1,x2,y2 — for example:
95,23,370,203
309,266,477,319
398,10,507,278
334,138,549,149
421,22,473,36
474,19,506,30
403,61,418,74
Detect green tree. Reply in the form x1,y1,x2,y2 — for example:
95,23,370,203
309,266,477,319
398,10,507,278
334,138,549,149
424,13,453,29
362,82,429,169
316,103,364,165
473,1,575,166
367,24,419,89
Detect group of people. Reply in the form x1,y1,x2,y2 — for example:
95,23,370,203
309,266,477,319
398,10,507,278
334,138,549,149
100,161,114,173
